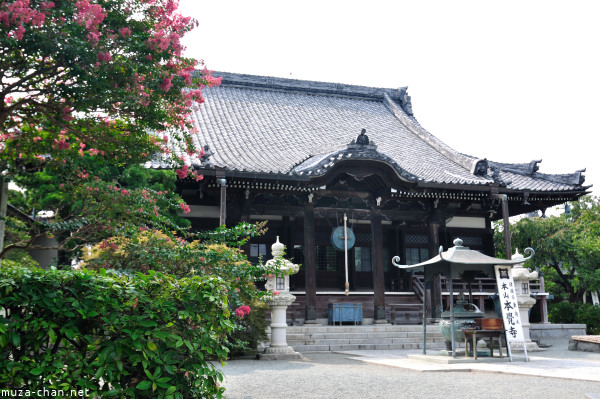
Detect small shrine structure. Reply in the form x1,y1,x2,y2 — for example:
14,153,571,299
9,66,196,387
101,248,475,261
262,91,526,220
393,238,535,359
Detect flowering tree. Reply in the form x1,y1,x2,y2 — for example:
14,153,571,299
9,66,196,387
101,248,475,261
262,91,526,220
0,0,220,259
1,0,220,171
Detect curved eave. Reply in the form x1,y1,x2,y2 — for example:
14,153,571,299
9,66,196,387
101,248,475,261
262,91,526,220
291,150,421,183
394,245,534,271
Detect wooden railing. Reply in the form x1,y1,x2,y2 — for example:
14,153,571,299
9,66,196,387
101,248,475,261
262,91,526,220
411,274,425,302
413,275,543,294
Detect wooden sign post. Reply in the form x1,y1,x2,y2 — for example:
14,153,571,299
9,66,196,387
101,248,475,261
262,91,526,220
494,265,529,362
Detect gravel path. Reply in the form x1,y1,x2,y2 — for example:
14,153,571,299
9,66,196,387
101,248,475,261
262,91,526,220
217,351,600,399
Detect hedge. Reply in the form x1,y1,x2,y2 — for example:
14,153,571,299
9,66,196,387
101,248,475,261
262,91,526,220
0,266,234,398
548,301,600,335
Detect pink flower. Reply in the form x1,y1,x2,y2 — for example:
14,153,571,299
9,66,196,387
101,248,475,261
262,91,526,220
179,203,190,213
159,76,173,92
235,305,251,318
97,51,112,63
118,27,131,37
176,165,189,179
273,291,280,296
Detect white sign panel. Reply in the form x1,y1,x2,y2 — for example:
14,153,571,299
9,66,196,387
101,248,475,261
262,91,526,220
494,266,525,343
592,291,599,306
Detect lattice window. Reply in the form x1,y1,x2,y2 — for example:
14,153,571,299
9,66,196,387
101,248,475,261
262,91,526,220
454,236,483,247
292,245,304,269
354,232,372,244
405,247,429,265
317,246,337,271
249,243,267,265
405,234,428,245
354,247,371,272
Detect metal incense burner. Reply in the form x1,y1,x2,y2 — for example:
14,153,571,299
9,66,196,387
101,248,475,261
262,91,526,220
438,295,484,351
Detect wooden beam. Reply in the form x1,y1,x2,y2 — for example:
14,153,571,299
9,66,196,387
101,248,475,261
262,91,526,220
303,204,318,322
371,210,386,322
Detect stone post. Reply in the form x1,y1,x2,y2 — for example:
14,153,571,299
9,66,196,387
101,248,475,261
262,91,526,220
259,237,302,360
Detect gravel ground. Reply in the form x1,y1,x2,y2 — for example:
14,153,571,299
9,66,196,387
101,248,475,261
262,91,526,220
217,350,600,399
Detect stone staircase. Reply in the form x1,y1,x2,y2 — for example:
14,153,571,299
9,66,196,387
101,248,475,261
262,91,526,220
270,324,446,352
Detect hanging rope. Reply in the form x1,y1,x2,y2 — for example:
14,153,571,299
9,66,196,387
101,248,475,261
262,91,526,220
344,213,350,295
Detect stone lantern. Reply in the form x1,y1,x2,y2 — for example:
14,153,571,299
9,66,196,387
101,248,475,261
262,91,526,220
510,249,542,351
258,237,302,360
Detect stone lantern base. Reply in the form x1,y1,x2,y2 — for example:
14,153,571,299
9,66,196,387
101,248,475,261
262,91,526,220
258,345,303,360
258,294,302,360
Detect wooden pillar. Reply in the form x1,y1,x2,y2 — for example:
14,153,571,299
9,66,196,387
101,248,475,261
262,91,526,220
428,218,443,319
371,210,386,322
496,194,512,260
217,174,227,226
303,204,318,322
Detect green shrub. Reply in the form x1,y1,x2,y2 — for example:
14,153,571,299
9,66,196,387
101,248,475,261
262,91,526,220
576,304,600,335
229,299,269,356
548,301,580,324
0,266,234,398
548,301,600,334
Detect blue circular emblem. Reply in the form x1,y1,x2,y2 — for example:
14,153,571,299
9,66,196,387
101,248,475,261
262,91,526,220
331,226,356,251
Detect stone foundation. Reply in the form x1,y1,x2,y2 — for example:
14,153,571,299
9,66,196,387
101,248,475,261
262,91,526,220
569,336,600,352
530,323,586,339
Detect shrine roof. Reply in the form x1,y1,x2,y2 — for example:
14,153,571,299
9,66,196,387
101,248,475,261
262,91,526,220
148,72,589,193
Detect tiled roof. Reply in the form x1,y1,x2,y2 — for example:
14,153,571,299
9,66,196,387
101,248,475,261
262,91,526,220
148,72,588,193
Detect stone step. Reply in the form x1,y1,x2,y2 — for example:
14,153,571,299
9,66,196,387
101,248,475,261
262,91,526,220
286,331,443,339
270,324,447,352
291,342,445,352
285,325,441,333
287,338,446,346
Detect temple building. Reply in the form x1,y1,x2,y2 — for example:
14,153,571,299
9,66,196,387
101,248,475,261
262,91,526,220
149,72,589,324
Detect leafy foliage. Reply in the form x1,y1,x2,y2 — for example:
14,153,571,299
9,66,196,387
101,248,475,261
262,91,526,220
548,301,600,335
82,222,275,356
3,170,192,260
0,266,233,398
1,0,220,174
1,0,218,261
495,196,600,301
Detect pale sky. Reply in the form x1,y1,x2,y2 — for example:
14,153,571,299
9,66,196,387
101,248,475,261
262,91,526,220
179,0,599,202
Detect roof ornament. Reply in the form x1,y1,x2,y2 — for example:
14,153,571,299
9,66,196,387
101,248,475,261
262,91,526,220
575,169,586,185
348,129,377,150
472,159,489,176
200,145,214,166
527,160,542,175
356,128,370,145
491,165,511,187
398,87,414,116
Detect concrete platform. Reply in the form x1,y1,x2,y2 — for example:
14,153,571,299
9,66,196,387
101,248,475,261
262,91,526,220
338,338,600,382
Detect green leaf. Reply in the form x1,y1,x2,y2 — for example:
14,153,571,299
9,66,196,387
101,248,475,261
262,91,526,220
30,367,44,375
166,386,177,395
94,366,104,379
139,320,158,327
147,341,158,351
136,380,152,390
